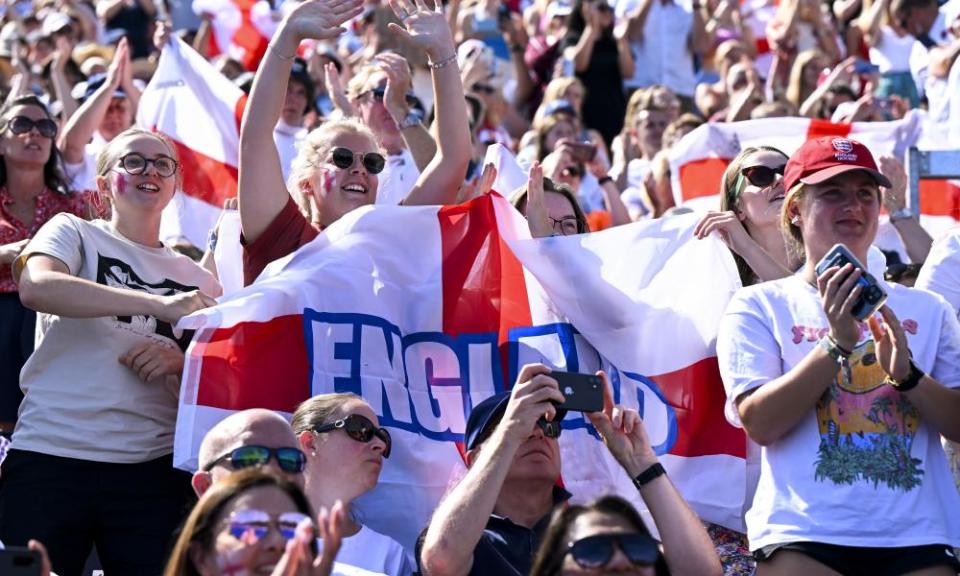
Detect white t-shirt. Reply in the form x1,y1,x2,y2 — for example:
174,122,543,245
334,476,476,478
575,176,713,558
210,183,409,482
917,228,960,319
13,214,222,463
717,273,960,550
615,0,697,96
275,120,308,183
869,26,915,74
377,149,420,206
63,133,109,194
317,525,414,576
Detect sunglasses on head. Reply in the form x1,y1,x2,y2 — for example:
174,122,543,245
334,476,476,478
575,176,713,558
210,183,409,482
330,147,386,175
740,164,785,188
115,153,179,178
365,86,419,108
6,115,58,139
313,414,392,458
566,533,660,569
227,509,311,543
204,445,307,473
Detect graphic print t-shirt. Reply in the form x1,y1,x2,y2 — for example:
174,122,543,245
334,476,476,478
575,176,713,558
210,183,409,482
717,273,960,549
13,214,221,463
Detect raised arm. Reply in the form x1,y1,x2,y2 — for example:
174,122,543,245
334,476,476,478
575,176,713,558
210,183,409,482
238,0,364,242
878,155,932,264
377,52,437,172
389,0,471,206
588,373,722,576
59,38,130,164
857,0,887,47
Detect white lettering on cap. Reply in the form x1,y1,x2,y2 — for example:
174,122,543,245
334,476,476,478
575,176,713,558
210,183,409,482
832,138,857,162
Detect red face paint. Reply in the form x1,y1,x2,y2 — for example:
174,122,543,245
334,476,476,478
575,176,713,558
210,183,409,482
115,173,128,196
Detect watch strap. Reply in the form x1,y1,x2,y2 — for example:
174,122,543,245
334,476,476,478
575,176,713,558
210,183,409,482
397,113,421,130
885,360,924,392
889,207,913,222
632,462,666,489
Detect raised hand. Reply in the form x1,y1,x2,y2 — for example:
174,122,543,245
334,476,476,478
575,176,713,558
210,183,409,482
386,0,456,61
499,363,565,446
324,61,355,117
105,37,130,91
816,263,863,351
877,155,907,214
376,52,413,121
587,371,658,477
283,0,366,43
270,500,346,576
525,162,554,238
867,306,912,382
694,210,752,253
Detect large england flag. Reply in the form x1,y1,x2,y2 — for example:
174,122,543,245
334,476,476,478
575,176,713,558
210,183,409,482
137,37,246,249
174,193,746,551
669,113,960,234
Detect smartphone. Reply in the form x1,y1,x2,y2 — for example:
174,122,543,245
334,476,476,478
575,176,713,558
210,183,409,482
567,141,597,163
853,60,880,75
814,243,887,321
0,547,43,576
553,371,604,412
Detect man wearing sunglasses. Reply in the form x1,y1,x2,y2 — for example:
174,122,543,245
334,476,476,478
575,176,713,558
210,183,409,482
193,408,306,496
418,364,721,576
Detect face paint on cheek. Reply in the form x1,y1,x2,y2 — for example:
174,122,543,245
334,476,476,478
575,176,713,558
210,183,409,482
115,173,128,196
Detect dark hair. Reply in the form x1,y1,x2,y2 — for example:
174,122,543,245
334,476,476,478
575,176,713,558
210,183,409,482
529,495,667,576
163,469,314,576
509,177,590,235
564,0,613,45
719,146,789,286
0,95,71,196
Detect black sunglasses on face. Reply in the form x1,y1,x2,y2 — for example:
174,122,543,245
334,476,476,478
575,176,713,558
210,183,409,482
330,147,386,175
313,414,392,458
567,533,660,569
365,87,419,108
741,164,785,188
471,83,497,95
536,411,565,438
7,115,58,139
204,445,307,473
116,153,179,178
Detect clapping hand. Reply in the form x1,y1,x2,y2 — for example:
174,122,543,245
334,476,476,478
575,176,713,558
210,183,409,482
868,306,912,383
387,0,456,62
283,0,365,43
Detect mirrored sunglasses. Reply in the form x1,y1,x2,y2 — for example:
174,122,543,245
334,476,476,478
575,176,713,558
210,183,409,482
567,533,660,569
7,115,58,139
312,414,392,458
227,509,310,543
330,147,386,175
116,153,179,178
204,445,307,473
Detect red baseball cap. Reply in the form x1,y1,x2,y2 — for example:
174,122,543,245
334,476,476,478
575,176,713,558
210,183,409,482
783,136,892,193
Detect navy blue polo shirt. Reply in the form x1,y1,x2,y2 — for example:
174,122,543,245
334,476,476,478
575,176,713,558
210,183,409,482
417,486,572,576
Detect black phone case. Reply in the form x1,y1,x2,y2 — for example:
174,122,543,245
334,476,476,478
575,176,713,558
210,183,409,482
553,372,604,412
815,244,887,321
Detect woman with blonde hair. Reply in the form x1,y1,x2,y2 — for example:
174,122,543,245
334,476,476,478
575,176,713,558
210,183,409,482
239,0,471,286
2,127,220,574
164,468,344,576
785,49,830,109
291,392,414,575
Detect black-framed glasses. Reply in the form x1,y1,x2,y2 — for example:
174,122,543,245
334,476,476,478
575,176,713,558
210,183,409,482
548,215,580,236
203,445,307,473
330,147,386,175
116,153,179,178
312,414,392,458
6,115,58,139
362,86,419,108
566,533,660,569
741,164,785,188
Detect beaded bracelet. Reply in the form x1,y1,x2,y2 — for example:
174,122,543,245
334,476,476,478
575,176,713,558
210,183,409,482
427,53,457,70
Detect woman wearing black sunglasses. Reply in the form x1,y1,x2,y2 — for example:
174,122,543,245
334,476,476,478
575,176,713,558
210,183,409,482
695,146,797,287
0,95,94,440
3,127,221,574
291,393,414,575
238,0,471,287
530,495,667,576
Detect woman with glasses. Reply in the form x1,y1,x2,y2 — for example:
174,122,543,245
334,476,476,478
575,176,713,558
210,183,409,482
695,146,797,287
0,95,97,440
164,468,344,576
239,0,471,286
509,163,590,238
291,393,414,575
717,137,960,575
1,127,221,574
529,495,667,576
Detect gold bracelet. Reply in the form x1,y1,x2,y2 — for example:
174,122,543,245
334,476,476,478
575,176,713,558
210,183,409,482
427,53,457,70
268,43,297,61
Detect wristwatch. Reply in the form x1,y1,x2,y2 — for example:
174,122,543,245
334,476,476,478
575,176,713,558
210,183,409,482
889,207,913,223
397,111,422,130
632,462,666,489
884,360,925,392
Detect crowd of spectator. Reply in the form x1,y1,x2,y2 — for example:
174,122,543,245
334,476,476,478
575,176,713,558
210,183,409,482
0,0,959,574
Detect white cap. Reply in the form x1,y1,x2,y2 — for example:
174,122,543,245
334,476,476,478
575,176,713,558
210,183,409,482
546,1,573,18
42,12,72,36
